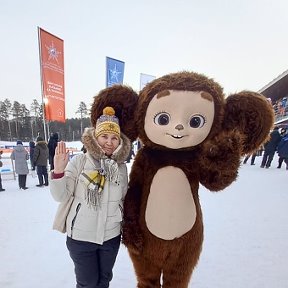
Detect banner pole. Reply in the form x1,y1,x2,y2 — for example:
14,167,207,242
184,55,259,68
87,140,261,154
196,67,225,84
37,27,48,141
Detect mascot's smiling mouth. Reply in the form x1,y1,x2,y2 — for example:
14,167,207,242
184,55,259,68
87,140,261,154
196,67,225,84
166,133,186,139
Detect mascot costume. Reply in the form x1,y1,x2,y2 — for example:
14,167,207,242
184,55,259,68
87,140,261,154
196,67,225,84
89,71,274,288
120,71,274,288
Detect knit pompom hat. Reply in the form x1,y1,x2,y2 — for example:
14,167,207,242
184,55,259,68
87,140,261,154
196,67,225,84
95,107,120,138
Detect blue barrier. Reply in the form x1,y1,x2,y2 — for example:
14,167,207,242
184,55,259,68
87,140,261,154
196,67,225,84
0,168,12,172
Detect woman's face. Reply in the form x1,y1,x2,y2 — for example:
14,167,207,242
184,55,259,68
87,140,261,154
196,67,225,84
96,133,120,156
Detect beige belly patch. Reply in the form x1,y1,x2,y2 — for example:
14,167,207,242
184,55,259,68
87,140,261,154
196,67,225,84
145,166,196,240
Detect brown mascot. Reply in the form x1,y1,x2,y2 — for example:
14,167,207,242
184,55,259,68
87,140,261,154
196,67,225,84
121,71,275,288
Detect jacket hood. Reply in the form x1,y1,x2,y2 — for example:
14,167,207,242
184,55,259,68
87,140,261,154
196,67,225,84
81,127,131,163
14,145,26,152
35,141,48,153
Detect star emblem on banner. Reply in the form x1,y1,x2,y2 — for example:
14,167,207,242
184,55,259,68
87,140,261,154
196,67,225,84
46,41,61,64
109,64,122,82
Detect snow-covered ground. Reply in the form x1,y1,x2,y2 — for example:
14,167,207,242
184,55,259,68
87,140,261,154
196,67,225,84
0,148,287,288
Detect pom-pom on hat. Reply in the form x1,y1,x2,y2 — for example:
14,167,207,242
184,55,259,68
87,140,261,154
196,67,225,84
95,107,120,138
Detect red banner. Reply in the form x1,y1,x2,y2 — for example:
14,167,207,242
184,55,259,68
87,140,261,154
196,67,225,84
38,28,65,122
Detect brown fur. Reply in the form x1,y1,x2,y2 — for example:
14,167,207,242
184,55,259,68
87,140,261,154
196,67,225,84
122,71,274,287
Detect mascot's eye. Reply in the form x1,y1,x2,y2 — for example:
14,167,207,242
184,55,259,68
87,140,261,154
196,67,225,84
189,114,206,128
154,112,170,125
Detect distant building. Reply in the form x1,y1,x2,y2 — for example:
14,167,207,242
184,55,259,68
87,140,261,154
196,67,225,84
258,69,288,128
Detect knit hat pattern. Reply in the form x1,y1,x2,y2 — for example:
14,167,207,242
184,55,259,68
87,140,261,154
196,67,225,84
95,107,120,138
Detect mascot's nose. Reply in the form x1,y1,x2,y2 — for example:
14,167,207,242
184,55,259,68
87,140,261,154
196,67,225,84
175,124,184,131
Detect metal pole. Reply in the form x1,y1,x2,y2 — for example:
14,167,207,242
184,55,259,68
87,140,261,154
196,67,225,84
37,27,48,142
47,121,50,141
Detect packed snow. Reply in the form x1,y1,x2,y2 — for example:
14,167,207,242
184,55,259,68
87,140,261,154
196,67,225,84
0,143,287,288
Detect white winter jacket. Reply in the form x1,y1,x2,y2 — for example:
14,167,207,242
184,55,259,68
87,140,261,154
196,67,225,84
50,127,131,244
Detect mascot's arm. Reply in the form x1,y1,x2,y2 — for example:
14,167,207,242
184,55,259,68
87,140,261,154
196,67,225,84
122,151,145,253
222,91,274,155
199,91,274,191
199,129,242,191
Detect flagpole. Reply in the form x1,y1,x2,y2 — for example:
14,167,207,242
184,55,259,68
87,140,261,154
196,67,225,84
37,27,48,142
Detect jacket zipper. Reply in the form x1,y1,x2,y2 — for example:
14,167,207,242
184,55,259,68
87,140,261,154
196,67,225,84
71,203,81,238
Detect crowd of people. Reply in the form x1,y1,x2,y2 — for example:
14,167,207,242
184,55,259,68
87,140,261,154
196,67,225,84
273,96,288,121
243,126,288,170
0,132,59,191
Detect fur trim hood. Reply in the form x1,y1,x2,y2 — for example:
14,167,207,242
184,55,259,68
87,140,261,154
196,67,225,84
81,127,131,163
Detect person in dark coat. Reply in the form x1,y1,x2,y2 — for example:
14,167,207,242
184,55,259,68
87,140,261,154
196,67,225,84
29,141,35,170
10,140,29,189
48,132,59,171
33,136,49,187
126,147,135,163
277,128,287,168
277,130,288,170
260,126,282,168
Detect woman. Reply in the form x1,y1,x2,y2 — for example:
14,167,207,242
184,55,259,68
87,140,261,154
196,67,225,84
10,140,29,190
50,107,131,288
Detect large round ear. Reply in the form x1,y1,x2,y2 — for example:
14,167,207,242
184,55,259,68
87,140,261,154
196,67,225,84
90,85,139,142
223,91,274,154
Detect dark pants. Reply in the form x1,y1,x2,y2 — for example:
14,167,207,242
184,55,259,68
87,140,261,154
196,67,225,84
49,155,54,171
18,174,27,188
243,153,256,164
36,165,48,185
261,151,276,168
66,235,121,288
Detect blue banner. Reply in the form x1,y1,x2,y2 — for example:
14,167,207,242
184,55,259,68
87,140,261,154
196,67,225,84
106,57,125,87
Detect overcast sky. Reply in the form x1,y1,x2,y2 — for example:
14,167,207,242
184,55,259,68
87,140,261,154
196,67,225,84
1,0,288,118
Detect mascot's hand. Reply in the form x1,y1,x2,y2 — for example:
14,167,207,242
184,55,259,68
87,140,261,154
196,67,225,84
202,130,243,169
122,222,143,255
200,129,243,191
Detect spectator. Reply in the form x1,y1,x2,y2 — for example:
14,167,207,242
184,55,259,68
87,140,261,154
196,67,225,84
126,147,135,163
260,127,282,168
48,132,59,171
280,97,287,116
0,150,5,192
33,136,49,187
277,130,288,170
277,128,287,168
10,140,29,190
29,141,35,170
